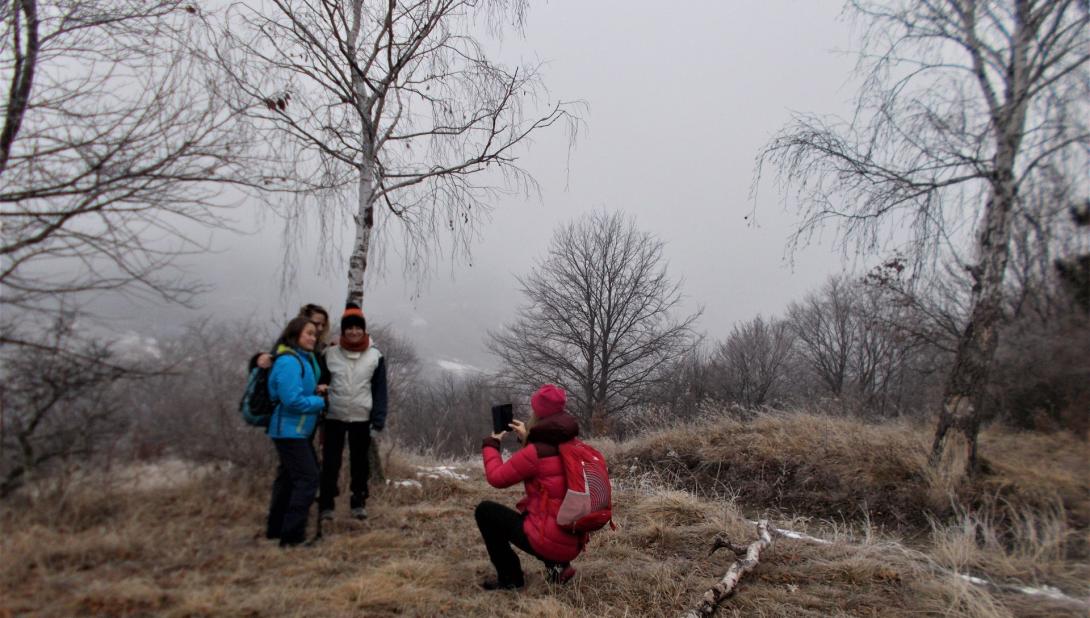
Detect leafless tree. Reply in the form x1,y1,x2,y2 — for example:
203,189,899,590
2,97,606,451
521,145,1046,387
1,0,250,332
1055,201,1090,312
786,274,941,415
126,319,272,467
1006,177,1089,320
488,211,700,433
756,0,1089,472
391,370,512,458
712,316,794,409
369,322,423,399
205,0,579,305
644,343,716,424
786,277,857,399
1,1,253,487
0,315,143,497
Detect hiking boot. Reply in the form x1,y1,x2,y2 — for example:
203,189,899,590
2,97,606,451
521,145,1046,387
351,506,367,520
480,578,525,591
319,509,334,522
545,563,576,585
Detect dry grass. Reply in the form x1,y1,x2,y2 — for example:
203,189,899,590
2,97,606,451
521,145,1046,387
1,414,1087,617
614,411,1090,538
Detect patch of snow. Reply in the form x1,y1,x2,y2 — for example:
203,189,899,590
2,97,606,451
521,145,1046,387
766,525,832,545
954,574,1087,606
115,331,162,361
751,518,1086,607
386,479,423,489
415,465,470,481
435,359,483,376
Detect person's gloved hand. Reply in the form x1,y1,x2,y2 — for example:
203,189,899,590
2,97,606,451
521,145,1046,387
370,426,382,439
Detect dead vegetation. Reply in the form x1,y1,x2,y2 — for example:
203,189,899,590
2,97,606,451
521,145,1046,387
1,410,1087,617
613,412,1089,537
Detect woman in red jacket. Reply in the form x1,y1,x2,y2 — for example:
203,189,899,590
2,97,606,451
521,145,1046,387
477,384,582,590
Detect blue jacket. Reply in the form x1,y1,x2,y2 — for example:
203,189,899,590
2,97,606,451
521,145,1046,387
267,346,325,439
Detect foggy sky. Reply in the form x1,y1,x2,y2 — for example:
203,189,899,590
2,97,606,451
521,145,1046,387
104,0,865,371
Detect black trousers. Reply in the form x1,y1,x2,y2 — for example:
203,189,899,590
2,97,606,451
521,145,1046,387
318,418,371,511
475,500,560,585
267,438,319,546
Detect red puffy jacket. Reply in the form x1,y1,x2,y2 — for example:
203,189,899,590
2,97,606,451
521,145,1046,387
482,413,583,562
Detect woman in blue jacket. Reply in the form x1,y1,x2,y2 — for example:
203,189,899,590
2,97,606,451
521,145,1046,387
265,316,327,547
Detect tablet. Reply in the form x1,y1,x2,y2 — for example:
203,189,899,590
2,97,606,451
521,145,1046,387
491,403,513,434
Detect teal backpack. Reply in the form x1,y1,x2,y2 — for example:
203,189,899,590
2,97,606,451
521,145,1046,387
239,352,303,427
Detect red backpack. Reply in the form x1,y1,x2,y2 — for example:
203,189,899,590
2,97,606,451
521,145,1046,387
554,439,614,533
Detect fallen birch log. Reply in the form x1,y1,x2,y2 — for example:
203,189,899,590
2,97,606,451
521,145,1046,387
680,520,774,617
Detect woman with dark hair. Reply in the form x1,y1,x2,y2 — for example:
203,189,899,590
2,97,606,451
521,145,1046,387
265,316,327,547
476,384,582,590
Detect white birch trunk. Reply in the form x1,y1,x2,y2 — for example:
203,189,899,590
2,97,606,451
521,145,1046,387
346,162,376,307
930,3,1032,472
343,0,375,309
681,520,774,617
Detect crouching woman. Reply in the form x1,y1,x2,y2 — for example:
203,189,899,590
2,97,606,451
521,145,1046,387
265,316,327,547
476,384,582,590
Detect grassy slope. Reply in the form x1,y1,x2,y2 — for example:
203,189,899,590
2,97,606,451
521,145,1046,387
611,413,1090,534
2,413,1087,617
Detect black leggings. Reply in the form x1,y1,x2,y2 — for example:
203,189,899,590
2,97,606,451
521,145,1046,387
318,419,371,511
475,500,561,585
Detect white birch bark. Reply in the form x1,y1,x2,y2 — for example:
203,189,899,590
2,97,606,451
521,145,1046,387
346,164,376,307
680,520,774,617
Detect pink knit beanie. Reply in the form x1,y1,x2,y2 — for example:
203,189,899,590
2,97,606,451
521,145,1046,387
530,384,566,418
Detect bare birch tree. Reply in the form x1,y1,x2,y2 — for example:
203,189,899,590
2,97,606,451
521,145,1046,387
756,0,1089,472
488,211,700,432
206,0,577,305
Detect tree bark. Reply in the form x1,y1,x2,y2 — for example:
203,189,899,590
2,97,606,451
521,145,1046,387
930,1,1032,475
346,163,376,307
929,184,1017,472
0,0,38,176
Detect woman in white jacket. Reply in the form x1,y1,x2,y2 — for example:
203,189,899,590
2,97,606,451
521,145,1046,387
318,303,388,520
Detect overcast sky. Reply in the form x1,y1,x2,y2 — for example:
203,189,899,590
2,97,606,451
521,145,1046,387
104,0,867,371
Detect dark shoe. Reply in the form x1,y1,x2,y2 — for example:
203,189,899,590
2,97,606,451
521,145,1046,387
480,579,525,591
351,506,367,520
279,534,307,548
545,563,576,584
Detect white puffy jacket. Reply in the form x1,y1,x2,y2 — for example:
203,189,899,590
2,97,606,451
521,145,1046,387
324,344,386,424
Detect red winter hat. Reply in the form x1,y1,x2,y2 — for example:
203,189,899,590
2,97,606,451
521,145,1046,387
341,303,366,331
530,384,566,418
